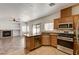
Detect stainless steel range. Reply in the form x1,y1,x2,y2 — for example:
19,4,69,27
57,30,74,54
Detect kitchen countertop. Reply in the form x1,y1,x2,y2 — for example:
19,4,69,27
25,30,59,37
25,33,58,38
25,34,41,37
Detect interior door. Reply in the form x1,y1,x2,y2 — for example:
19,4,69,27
76,20,79,55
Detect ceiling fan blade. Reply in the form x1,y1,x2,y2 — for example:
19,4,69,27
13,18,20,22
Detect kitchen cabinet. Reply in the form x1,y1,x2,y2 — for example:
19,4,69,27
41,33,50,45
73,37,77,54
61,16,73,23
54,16,73,29
54,18,60,29
25,33,58,52
34,35,41,48
73,15,79,29
73,15,79,55
61,7,72,18
25,36,35,51
50,34,57,48
25,35,41,51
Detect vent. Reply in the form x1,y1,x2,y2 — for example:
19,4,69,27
49,3,55,7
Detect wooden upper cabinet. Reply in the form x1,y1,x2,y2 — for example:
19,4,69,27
73,15,79,29
54,6,73,29
61,16,73,23
54,16,74,29
61,7,72,18
54,18,60,29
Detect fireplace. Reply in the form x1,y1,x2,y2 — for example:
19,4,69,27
2,31,11,37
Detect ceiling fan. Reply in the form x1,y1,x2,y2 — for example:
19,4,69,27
13,18,19,22
10,18,20,22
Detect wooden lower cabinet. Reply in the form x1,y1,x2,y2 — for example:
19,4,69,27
50,35,57,48
73,38,77,55
25,35,41,51
41,34,50,45
25,36,35,51
34,35,41,48
73,37,79,55
25,33,57,51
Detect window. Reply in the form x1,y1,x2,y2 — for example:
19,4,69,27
33,24,41,35
44,23,54,31
22,25,26,33
21,25,27,36
27,26,29,33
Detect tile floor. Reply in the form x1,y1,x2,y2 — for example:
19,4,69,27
7,46,67,55
0,36,67,55
27,46,67,55
0,36,25,55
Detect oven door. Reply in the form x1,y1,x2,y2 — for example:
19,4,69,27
57,39,73,54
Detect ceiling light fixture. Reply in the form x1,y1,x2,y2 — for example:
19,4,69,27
9,17,20,22
49,3,55,7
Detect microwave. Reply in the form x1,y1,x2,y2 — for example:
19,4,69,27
59,23,73,29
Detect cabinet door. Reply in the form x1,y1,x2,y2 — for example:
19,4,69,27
73,38,77,54
41,35,50,45
73,15,79,29
61,16,73,23
61,7,72,18
54,19,60,29
73,15,79,55
50,35,57,48
30,37,35,50
25,37,35,51
25,37,31,51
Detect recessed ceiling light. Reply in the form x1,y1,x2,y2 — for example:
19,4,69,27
49,3,55,7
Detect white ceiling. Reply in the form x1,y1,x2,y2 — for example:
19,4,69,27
0,3,76,22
